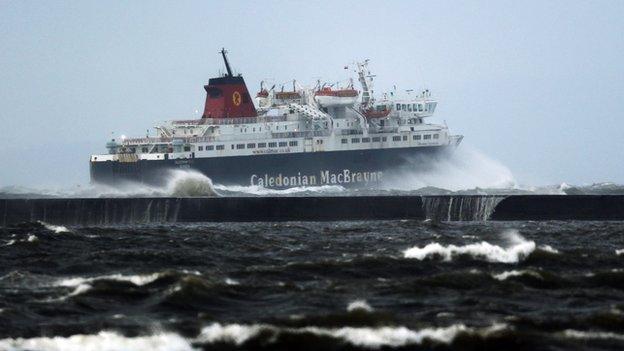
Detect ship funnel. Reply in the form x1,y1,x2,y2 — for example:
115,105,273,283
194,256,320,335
201,49,257,119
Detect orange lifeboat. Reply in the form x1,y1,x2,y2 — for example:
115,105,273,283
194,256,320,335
314,87,359,107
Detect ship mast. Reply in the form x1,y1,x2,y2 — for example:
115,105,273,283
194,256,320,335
356,60,375,108
220,48,233,77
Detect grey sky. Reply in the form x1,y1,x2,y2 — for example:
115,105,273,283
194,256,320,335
1,0,622,187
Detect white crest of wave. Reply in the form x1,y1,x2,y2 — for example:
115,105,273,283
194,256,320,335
403,229,536,263
164,170,218,197
0,331,194,351
39,221,70,234
616,249,624,256
563,329,624,341
198,322,508,348
384,145,516,191
56,273,163,288
492,270,543,281
347,299,373,312
214,184,345,195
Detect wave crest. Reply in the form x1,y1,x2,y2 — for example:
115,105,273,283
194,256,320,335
403,230,536,263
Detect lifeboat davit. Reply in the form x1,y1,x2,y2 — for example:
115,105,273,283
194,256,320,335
314,87,359,107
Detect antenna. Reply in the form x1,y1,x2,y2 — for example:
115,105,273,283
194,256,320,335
220,48,233,77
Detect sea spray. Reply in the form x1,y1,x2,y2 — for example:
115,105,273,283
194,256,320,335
384,145,516,191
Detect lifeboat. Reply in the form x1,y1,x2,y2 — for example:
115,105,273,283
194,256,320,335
256,89,269,98
361,107,391,119
314,87,359,107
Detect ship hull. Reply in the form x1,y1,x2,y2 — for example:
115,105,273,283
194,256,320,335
90,145,454,189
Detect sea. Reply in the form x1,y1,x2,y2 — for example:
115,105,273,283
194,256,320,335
1,151,624,350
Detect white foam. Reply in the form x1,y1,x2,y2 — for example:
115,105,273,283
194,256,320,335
403,230,535,263
56,273,163,288
214,184,344,195
347,299,373,312
492,270,543,281
197,322,507,348
0,331,194,351
27,234,38,242
539,245,559,254
40,222,70,234
563,329,624,341
224,278,240,285
616,249,624,256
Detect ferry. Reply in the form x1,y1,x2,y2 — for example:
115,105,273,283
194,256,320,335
90,49,463,188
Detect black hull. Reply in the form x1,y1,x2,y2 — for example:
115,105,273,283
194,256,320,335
90,146,453,188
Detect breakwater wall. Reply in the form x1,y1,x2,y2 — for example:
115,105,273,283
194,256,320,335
1,195,623,226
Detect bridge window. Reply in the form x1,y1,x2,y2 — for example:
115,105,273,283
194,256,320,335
402,104,406,110
341,138,348,144
424,134,432,140
207,145,214,151
269,142,277,147
418,104,423,112
413,135,421,140
198,146,203,151
258,142,266,148
289,141,298,147
279,141,287,147
184,146,190,151
236,144,245,149
392,136,401,141
413,104,417,110
362,137,370,142
247,143,256,148
372,137,380,142
216,145,224,150
396,104,401,110
351,138,360,143
402,135,407,141
407,104,412,111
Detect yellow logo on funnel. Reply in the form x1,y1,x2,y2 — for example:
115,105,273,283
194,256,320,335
232,91,242,106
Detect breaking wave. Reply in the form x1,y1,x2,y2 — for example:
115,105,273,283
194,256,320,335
403,230,536,263
383,145,516,191
214,184,345,196
0,323,509,351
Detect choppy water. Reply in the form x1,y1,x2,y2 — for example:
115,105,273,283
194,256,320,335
2,220,624,350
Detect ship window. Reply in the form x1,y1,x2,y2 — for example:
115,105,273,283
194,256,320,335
414,135,422,140
372,137,380,142
236,144,245,149
362,137,370,142
285,125,288,130
351,138,360,143
402,135,407,141
142,147,148,153
258,142,266,148
231,145,234,149
184,146,190,151
407,104,412,111
434,134,439,139
402,104,406,110
341,138,348,144
269,142,277,147
207,145,214,150
289,141,297,147
278,141,287,147
424,134,432,140
382,137,387,142
216,145,224,150
418,104,423,112
198,146,203,151
413,104,417,110
392,136,401,141
396,104,400,110
247,143,256,148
